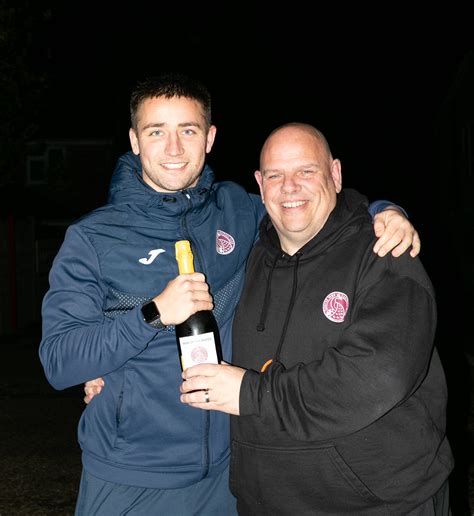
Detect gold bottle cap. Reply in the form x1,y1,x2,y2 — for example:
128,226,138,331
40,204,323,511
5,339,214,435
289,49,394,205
175,240,195,274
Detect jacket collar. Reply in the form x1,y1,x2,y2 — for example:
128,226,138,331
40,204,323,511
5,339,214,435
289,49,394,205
107,151,215,214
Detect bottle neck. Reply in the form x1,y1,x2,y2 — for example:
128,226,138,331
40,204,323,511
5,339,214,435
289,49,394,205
177,254,194,274
176,240,195,274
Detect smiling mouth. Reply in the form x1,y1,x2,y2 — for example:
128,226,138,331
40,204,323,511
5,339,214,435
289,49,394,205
161,162,187,170
281,200,306,208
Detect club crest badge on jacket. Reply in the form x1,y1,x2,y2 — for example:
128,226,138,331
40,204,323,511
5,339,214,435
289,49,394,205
216,230,235,255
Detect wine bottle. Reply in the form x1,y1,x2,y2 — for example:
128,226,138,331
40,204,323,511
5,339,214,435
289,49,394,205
175,240,223,370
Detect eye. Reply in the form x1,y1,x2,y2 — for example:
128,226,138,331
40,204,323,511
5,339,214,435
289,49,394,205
150,129,163,137
182,128,197,136
265,173,281,181
300,169,315,177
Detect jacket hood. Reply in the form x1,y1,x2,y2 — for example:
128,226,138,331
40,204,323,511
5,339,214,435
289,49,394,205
107,151,215,207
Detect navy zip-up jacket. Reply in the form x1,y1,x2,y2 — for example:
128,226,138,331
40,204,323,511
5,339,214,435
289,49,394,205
39,152,264,488
39,152,396,488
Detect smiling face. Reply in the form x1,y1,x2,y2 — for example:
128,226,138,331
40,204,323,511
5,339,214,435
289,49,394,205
129,96,216,193
255,124,342,255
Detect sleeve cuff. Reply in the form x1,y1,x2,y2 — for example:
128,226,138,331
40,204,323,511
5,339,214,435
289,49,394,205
239,369,261,416
368,199,408,219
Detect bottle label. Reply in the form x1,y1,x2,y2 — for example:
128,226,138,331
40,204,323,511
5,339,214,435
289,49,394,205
179,332,219,370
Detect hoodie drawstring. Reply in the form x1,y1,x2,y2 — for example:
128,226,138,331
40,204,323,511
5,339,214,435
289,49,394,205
274,252,301,362
256,253,281,332
257,251,301,365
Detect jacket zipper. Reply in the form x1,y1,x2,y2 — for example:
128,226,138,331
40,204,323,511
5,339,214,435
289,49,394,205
181,189,211,478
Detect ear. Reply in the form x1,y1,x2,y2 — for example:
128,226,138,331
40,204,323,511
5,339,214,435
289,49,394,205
129,128,140,155
206,125,217,154
254,170,265,203
330,159,342,193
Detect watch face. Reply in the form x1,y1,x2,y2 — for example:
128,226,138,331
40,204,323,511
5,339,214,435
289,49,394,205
142,301,159,322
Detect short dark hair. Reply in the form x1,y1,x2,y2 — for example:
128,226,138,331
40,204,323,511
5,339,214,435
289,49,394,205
130,72,212,131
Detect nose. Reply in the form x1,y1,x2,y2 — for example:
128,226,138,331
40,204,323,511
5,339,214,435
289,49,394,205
165,132,184,156
281,175,300,193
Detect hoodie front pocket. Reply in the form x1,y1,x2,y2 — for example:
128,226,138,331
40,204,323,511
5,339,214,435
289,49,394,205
230,440,386,515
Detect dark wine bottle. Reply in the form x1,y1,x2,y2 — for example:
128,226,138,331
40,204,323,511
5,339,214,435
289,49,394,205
175,240,223,370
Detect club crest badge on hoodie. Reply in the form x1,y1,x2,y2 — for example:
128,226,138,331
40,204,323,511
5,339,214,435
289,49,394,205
322,291,349,323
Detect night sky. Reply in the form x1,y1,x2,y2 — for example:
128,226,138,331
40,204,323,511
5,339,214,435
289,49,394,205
39,5,472,206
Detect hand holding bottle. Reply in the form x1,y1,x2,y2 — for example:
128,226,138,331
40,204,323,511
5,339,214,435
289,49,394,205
84,241,218,405
175,241,223,370
153,271,214,326
180,362,245,415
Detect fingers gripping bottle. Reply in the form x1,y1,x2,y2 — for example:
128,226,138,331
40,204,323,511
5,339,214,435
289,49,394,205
175,240,223,371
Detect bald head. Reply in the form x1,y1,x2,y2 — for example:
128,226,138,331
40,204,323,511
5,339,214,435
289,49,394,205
255,123,342,255
260,123,332,170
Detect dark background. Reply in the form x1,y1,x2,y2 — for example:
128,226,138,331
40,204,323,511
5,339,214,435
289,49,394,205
33,4,472,196
1,2,473,514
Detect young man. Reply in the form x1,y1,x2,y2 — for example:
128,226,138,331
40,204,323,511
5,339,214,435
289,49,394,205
40,73,420,515
180,123,453,515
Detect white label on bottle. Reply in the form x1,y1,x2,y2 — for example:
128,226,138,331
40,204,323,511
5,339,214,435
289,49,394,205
179,332,219,370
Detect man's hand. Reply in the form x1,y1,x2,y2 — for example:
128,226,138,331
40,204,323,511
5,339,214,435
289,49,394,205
155,272,214,326
84,377,104,404
82,273,214,404
180,363,245,415
372,208,420,258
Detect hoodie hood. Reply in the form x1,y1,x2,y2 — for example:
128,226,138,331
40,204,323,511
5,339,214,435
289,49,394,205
259,189,371,264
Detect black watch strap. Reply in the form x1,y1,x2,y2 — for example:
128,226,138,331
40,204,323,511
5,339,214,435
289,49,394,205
141,300,165,330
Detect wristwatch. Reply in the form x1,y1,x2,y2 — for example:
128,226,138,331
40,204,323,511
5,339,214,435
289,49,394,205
141,300,165,329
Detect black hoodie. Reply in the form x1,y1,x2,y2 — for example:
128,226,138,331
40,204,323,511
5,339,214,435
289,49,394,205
230,189,453,515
